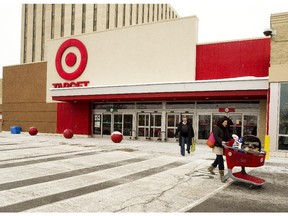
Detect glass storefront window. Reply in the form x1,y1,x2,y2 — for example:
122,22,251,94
278,137,288,150
123,115,133,136
93,114,101,134
114,114,122,133
137,113,150,138
136,103,162,109
167,114,179,138
198,115,211,139
166,114,193,139
196,101,259,109
228,115,242,138
150,114,162,138
278,83,288,150
138,114,145,126
155,115,162,127
103,114,111,135
212,115,226,126
93,103,135,109
166,102,195,109
243,115,257,136
167,115,177,127
212,114,242,138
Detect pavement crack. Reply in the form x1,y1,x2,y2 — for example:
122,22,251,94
114,177,182,212
185,168,215,179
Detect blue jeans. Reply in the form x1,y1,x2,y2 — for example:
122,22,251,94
180,136,188,156
212,154,224,170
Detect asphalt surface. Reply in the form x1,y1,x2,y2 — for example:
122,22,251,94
0,132,287,213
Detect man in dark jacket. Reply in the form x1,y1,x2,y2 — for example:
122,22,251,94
175,115,195,156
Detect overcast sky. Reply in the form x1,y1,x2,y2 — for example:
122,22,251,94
1,0,288,78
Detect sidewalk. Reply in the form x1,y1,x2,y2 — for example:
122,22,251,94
0,132,287,212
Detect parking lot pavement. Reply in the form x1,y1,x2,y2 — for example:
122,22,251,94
187,164,288,212
0,132,287,213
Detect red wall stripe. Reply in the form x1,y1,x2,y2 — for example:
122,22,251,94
196,38,270,80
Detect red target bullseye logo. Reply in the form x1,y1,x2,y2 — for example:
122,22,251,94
55,39,88,80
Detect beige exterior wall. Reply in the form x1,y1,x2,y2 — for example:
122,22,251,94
268,12,288,155
259,99,267,145
269,12,288,83
2,63,57,133
21,3,179,64
46,16,198,102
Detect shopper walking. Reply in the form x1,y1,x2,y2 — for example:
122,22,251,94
207,117,232,182
175,115,195,156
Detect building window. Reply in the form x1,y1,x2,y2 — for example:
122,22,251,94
161,4,163,20
61,4,65,37
32,4,36,62
156,4,159,21
278,83,288,150
23,4,28,63
71,4,75,35
82,4,86,33
136,102,162,109
51,4,55,39
147,4,150,22
93,4,97,31
41,4,45,61
165,4,167,19
129,4,132,25
115,4,118,28
106,4,110,29
136,4,138,24
122,4,126,26
142,4,144,23
152,4,154,21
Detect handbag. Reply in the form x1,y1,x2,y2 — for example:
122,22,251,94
206,132,216,148
190,137,196,152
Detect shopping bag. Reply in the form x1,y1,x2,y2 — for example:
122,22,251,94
191,138,196,152
206,132,216,148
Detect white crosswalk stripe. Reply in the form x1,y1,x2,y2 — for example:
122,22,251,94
0,133,236,212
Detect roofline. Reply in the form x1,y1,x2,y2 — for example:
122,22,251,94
49,77,268,101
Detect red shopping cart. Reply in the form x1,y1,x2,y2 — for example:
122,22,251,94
222,135,266,186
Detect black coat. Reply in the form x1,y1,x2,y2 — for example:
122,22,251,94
175,122,194,146
212,125,231,148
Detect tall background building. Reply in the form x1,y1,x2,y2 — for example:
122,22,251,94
20,4,179,64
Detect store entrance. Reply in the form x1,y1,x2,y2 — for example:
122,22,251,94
197,113,259,143
137,112,162,140
92,113,133,138
166,113,193,141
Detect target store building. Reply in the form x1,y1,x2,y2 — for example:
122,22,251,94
3,16,270,145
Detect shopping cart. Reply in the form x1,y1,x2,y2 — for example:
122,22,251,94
222,135,266,186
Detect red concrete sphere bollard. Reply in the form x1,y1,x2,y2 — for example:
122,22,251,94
111,131,123,143
28,127,38,136
63,129,73,139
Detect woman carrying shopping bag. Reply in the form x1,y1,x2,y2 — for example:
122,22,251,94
207,117,232,182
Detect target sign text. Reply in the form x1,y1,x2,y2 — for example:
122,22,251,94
52,38,89,88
